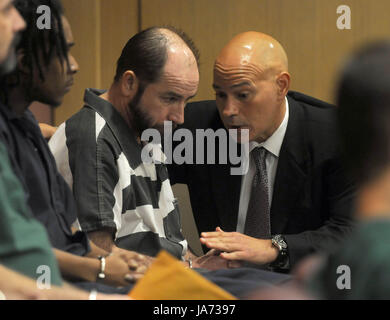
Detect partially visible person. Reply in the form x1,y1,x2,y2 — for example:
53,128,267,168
0,265,130,300
0,0,150,293
0,0,25,73
0,0,130,299
306,41,390,299
0,140,62,285
0,0,65,287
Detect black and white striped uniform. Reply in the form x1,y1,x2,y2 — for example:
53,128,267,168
49,88,187,259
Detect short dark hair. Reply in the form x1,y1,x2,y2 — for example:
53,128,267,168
337,41,390,186
14,0,68,82
114,26,200,84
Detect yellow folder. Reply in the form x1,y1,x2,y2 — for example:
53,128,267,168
129,251,237,300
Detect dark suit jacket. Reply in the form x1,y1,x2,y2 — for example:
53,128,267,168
167,91,356,268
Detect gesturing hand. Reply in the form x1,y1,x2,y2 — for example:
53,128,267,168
200,227,278,266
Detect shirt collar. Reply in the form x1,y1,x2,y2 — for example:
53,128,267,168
249,96,289,157
83,88,167,167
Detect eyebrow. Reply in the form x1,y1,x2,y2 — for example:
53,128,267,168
163,91,197,101
213,81,252,90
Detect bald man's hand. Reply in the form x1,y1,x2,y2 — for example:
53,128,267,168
200,227,279,266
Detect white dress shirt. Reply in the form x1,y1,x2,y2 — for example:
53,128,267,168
236,97,290,233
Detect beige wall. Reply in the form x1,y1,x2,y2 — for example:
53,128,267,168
57,0,390,121
55,0,390,256
141,0,390,104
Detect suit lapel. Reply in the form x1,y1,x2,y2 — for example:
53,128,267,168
211,163,242,231
206,96,310,233
208,115,243,231
270,96,309,234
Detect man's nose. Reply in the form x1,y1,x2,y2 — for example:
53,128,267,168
222,97,239,117
168,102,185,125
69,55,79,74
12,6,26,32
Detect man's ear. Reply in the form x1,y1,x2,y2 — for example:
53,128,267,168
120,70,139,98
276,72,291,99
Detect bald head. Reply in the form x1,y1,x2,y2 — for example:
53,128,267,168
213,32,291,144
216,31,288,77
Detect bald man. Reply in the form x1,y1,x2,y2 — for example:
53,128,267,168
168,31,356,272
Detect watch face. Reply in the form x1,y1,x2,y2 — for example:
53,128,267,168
273,235,287,250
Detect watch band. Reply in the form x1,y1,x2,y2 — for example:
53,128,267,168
270,235,289,270
186,257,193,269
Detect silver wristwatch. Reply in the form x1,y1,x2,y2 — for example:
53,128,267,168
270,234,289,269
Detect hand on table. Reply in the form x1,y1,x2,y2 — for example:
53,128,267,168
112,247,154,274
200,227,278,266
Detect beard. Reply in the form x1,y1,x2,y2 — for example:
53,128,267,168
127,85,176,140
0,34,21,76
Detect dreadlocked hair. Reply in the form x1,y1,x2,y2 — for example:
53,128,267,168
0,0,69,102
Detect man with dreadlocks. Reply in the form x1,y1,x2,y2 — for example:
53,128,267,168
0,0,152,294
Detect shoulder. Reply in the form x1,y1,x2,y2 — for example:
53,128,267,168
288,91,337,123
288,91,339,141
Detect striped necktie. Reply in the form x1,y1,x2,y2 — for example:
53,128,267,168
244,147,271,239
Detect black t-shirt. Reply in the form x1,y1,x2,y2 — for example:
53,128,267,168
0,103,90,256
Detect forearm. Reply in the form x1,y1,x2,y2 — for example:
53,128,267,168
54,249,100,283
87,240,110,258
284,220,355,268
87,228,116,253
184,248,198,260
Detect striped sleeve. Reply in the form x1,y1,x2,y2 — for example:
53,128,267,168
49,109,122,235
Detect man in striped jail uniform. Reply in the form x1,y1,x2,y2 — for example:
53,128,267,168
49,27,228,270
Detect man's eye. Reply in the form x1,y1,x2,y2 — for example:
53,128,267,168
215,92,226,99
237,92,249,99
163,97,178,104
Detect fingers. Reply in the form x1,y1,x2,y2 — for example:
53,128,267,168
220,251,245,261
200,240,233,253
200,235,243,252
127,259,139,271
124,273,143,283
135,265,147,273
201,231,227,238
204,248,222,256
126,259,149,274
227,260,242,268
